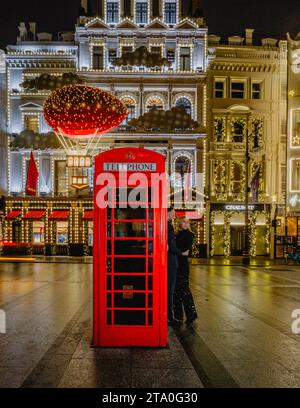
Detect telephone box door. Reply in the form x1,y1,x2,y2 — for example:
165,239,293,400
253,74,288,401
93,148,167,347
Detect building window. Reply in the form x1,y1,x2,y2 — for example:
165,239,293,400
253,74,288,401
56,222,68,244
231,81,245,99
121,46,133,56
291,160,300,191
24,114,39,132
167,49,175,63
252,82,262,99
32,221,44,244
146,96,164,112
165,2,176,24
175,97,192,116
107,2,119,23
175,156,191,188
120,96,136,126
214,80,226,98
150,46,162,57
92,46,104,70
136,2,148,24
108,49,117,63
179,47,191,71
55,161,67,195
232,122,245,143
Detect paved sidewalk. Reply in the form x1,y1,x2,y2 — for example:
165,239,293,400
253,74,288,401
0,261,202,388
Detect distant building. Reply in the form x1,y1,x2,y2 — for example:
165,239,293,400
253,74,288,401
284,33,300,257
2,0,207,256
206,30,287,258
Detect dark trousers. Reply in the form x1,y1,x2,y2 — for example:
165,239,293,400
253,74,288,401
173,258,198,322
168,268,177,321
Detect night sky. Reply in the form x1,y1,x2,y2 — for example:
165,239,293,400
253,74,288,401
0,0,299,48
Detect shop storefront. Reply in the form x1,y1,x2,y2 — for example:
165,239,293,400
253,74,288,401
209,203,271,257
3,198,93,256
274,215,300,258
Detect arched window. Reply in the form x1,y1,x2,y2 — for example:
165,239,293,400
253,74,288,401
175,97,192,116
174,155,191,188
146,96,164,112
120,96,136,126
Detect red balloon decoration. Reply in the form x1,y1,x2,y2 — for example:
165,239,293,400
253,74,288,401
43,85,128,138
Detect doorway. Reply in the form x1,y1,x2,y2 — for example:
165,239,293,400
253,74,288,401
230,225,244,256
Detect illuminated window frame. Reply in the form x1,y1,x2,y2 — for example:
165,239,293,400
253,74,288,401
177,43,194,72
105,0,121,25
133,0,150,25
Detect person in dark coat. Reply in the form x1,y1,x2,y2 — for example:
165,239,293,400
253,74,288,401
174,219,198,325
167,207,188,324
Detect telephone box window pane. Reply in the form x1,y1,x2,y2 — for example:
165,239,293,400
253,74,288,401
114,240,146,255
148,258,153,273
148,276,153,290
107,293,112,307
114,293,146,308
107,222,112,237
113,222,147,237
114,257,146,272
148,241,153,255
106,258,112,273
148,311,153,325
107,241,112,254
107,311,112,325
114,310,145,325
114,208,147,220
148,208,153,220
116,187,149,201
107,208,112,219
148,294,153,308
107,276,112,290
114,276,146,290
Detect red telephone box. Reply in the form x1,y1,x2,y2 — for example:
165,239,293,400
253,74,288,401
93,147,167,347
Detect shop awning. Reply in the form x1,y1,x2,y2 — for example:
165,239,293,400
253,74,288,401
48,210,70,220
176,211,203,220
83,211,93,220
5,210,22,220
23,210,46,220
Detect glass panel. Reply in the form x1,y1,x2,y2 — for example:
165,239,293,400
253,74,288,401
148,311,153,325
107,293,112,307
114,293,146,308
56,221,68,244
148,276,153,290
107,310,112,325
106,258,112,273
114,310,146,325
114,276,146,290
114,207,147,220
107,276,112,290
114,257,146,272
113,240,147,255
148,294,153,308
112,222,150,237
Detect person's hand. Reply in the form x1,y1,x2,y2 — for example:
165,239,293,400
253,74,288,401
182,250,189,256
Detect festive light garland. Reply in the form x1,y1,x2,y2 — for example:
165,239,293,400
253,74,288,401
43,84,128,137
213,160,227,200
214,117,226,142
250,118,264,148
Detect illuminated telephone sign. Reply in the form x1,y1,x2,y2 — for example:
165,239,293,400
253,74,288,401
93,147,167,347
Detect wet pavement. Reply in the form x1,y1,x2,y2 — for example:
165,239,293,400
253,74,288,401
0,260,300,387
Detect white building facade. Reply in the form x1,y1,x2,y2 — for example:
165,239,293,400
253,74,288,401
2,0,207,256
